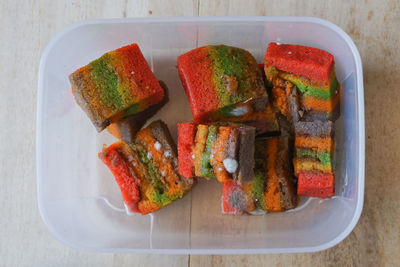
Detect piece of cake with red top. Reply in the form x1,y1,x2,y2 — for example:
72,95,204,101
221,137,297,215
177,122,255,183
70,43,164,132
99,120,194,215
297,173,334,198
178,45,268,123
264,42,340,121
293,121,335,198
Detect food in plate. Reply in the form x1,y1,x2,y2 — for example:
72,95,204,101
264,42,340,122
107,81,169,143
177,45,268,123
293,121,335,198
222,137,297,215
177,122,255,183
69,43,164,132
99,120,194,214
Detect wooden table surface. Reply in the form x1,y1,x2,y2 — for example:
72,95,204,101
1,0,399,266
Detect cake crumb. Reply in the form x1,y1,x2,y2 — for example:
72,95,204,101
229,106,249,116
223,158,238,173
154,141,162,150
164,150,172,158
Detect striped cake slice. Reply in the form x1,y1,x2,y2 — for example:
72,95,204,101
293,121,335,198
221,137,298,215
99,120,194,214
177,122,255,183
178,45,268,123
70,43,164,131
264,42,340,121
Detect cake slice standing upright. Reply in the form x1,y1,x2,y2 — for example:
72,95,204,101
177,122,255,183
293,121,335,198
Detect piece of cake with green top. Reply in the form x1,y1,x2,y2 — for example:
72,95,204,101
222,137,297,214
293,121,335,198
177,122,255,183
177,45,268,123
264,42,340,121
70,43,164,132
99,120,194,215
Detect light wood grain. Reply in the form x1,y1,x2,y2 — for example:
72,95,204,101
1,0,399,266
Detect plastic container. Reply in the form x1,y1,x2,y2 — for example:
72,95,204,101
37,16,364,254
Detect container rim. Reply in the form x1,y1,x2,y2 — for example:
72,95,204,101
37,15,365,254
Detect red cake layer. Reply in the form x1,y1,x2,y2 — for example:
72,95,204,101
117,44,164,105
99,143,140,212
297,173,334,198
222,181,249,215
177,123,196,178
264,42,334,84
177,47,219,122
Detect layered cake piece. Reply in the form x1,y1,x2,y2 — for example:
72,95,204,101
107,81,169,143
70,43,164,132
293,121,335,198
264,42,340,122
177,122,255,183
178,45,268,123
222,137,297,214
253,137,297,212
99,120,194,214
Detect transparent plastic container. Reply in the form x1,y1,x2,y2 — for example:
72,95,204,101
37,16,364,254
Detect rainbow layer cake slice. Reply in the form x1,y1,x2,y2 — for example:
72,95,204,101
222,137,297,215
264,42,340,122
177,122,255,183
293,121,335,198
70,43,164,132
99,120,194,214
178,45,268,123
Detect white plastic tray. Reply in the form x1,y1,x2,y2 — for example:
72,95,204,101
37,16,365,254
